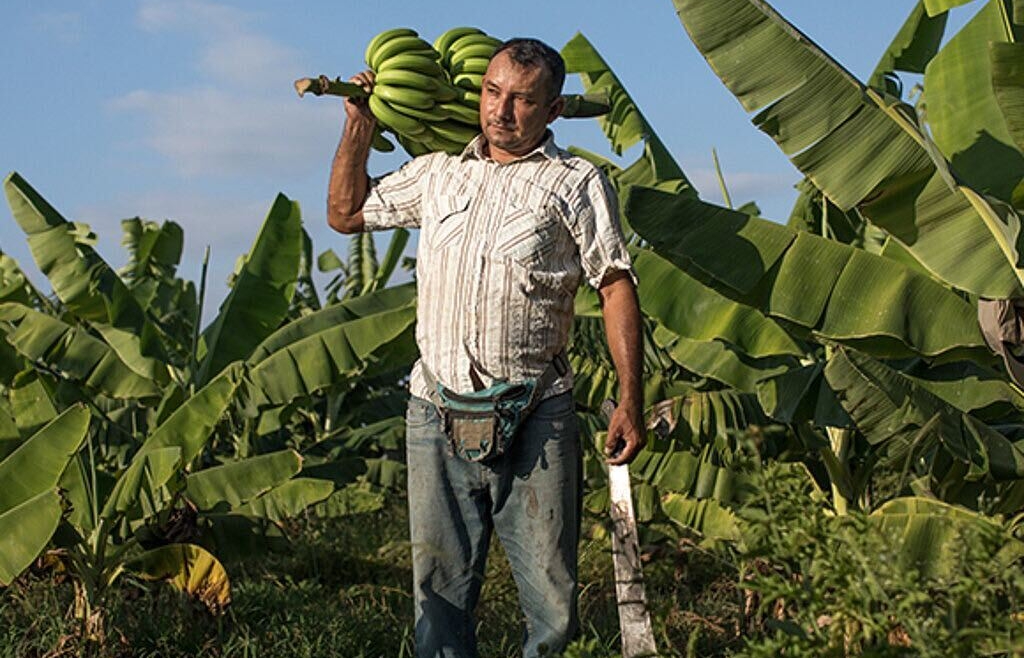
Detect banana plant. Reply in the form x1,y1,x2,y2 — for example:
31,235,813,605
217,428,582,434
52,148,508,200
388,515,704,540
319,228,411,304
672,0,1024,299
562,15,1024,563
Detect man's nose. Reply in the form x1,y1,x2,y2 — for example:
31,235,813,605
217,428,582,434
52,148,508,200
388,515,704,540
496,95,515,121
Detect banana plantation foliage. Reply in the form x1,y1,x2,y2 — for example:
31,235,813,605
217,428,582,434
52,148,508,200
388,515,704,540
4,0,1024,653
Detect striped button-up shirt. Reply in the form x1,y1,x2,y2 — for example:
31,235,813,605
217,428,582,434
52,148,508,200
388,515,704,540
363,131,633,400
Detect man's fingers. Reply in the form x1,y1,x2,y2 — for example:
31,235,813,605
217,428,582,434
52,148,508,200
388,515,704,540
604,417,645,465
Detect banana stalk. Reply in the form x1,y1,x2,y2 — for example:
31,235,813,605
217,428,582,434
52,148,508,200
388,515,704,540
294,75,611,118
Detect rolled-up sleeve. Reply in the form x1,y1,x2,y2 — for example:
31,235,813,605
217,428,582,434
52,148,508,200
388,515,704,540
569,169,636,289
362,154,436,231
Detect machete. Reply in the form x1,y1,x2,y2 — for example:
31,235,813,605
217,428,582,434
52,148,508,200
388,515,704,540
602,399,658,657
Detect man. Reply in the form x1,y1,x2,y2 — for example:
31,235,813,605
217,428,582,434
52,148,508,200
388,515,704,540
327,37,644,657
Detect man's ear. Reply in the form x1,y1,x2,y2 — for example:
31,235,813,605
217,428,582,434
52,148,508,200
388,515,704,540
547,95,565,124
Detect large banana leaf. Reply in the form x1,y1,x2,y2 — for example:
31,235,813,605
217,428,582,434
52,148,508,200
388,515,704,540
0,303,162,400
561,33,695,252
924,0,983,13
3,173,170,381
0,403,19,461
652,325,796,392
635,249,802,358
246,305,418,408
824,347,1024,492
236,477,334,522
899,359,1024,417
625,188,990,362
98,366,240,520
119,218,184,284
126,543,231,613
7,371,57,437
661,495,742,545
196,194,302,385
992,41,1024,155
561,33,695,196
869,0,949,91
100,446,181,521
134,363,242,465
314,483,386,517
925,0,1024,201
0,405,89,514
248,282,416,364
0,251,45,308
119,218,197,355
0,490,61,586
672,0,1024,298
185,449,302,511
756,363,854,428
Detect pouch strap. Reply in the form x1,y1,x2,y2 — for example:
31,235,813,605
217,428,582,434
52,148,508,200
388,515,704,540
421,351,567,413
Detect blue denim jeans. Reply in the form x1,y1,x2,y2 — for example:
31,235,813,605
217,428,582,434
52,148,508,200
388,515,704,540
405,392,582,658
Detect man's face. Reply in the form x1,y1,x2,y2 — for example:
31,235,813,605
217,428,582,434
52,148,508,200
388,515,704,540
479,51,563,163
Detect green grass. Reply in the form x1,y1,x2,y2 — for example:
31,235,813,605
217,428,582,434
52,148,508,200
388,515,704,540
1,498,742,658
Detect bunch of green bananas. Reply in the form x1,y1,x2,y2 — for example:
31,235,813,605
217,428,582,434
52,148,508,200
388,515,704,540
362,28,477,155
435,27,502,113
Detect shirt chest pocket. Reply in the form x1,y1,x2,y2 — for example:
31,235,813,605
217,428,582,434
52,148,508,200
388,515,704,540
426,194,471,251
493,198,564,266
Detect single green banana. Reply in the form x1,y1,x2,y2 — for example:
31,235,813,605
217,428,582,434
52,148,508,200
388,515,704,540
370,35,436,70
433,82,459,103
449,34,502,53
433,26,484,58
450,56,491,76
376,52,444,76
438,101,479,126
430,119,481,144
423,129,469,154
449,43,497,66
368,94,428,135
397,133,433,157
453,73,484,91
459,90,482,107
372,83,436,110
384,100,449,123
374,68,439,92
364,28,418,68
371,127,396,152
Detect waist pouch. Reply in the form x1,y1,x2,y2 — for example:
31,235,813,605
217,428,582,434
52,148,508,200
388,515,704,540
436,380,537,462
422,356,565,463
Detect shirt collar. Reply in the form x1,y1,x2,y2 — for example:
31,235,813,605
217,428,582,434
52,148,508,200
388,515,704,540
462,130,559,163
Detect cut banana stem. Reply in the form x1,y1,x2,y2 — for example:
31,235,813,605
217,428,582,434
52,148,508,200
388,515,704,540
294,76,368,98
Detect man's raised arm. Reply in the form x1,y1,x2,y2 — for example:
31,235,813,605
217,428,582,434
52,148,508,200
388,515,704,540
327,71,376,234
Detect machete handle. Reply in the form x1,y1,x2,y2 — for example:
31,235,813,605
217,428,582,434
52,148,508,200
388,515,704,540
601,399,627,459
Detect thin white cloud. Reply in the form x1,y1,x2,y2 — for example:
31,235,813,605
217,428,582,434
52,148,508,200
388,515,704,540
112,0,335,181
111,88,335,178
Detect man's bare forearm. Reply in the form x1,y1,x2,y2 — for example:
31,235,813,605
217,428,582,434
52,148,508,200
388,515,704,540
601,272,643,407
327,71,377,234
599,270,645,464
327,116,375,233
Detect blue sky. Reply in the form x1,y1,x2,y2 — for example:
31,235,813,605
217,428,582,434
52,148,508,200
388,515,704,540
1,1,971,314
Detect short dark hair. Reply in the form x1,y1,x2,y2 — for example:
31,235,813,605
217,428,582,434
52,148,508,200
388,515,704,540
492,38,566,101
